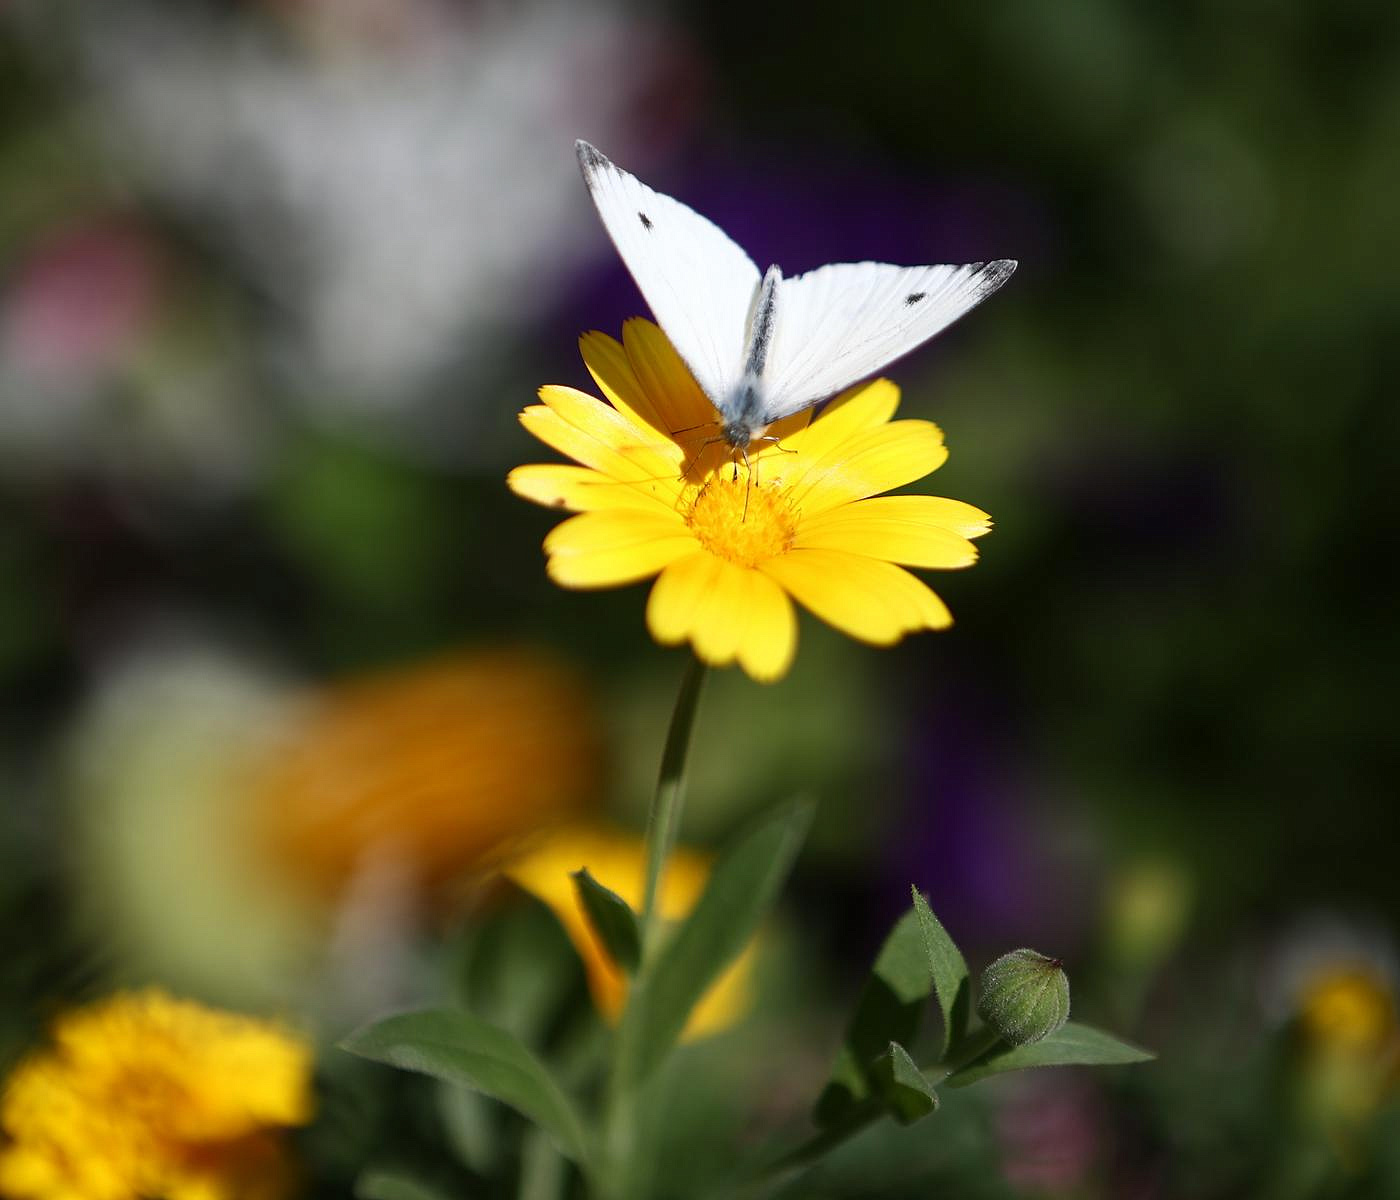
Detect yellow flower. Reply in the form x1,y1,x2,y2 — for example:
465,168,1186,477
508,319,991,682
503,825,754,1038
1299,967,1397,1056
0,990,313,1200
253,648,603,905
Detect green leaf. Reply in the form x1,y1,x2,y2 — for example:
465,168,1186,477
943,1021,1155,1088
814,905,930,1126
436,1081,497,1174
454,894,582,1041
572,867,641,973
911,887,971,1058
620,798,813,1086
355,1169,454,1200
341,1009,591,1165
873,1041,939,1124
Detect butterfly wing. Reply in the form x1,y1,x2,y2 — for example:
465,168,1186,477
759,260,1016,422
576,141,760,411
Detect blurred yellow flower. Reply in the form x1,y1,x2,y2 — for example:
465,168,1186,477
1292,964,1400,1143
1299,966,1397,1056
508,319,990,682
0,989,312,1200
504,825,754,1038
254,648,604,904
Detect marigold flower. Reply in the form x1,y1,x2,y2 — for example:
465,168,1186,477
0,989,313,1200
254,648,604,905
503,824,754,1038
508,319,991,682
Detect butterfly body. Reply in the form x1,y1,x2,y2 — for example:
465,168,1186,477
576,141,1015,453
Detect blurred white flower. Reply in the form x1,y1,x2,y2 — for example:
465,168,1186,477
75,0,694,412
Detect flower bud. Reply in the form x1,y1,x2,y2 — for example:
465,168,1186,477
978,949,1070,1046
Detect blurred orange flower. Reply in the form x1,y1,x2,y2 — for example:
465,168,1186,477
253,648,604,906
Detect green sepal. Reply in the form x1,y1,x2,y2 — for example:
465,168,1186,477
618,797,813,1087
873,1041,939,1124
814,904,931,1126
910,887,971,1058
943,1021,1155,1088
341,1009,591,1166
572,867,641,973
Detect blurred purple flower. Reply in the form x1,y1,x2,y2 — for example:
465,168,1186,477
888,687,1088,956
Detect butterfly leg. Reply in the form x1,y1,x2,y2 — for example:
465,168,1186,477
754,435,799,455
738,446,756,521
679,436,725,480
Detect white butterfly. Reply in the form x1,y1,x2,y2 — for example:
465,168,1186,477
576,140,1016,456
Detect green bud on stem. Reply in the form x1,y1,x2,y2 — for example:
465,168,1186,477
977,949,1070,1046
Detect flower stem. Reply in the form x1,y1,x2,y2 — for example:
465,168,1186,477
638,655,707,946
597,655,707,1200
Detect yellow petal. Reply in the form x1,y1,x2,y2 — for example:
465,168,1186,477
785,378,901,460
796,498,983,568
538,384,677,457
842,494,993,539
622,319,721,436
789,420,949,515
519,402,686,502
544,510,695,589
646,553,797,680
762,549,952,644
502,825,753,1037
545,508,687,555
735,572,798,682
579,330,671,437
508,464,679,514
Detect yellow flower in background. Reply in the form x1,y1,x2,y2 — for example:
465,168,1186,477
508,319,991,682
504,825,754,1038
1288,958,1400,1143
1299,966,1397,1055
254,648,604,905
0,990,312,1200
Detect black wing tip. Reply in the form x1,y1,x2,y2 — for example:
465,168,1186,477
575,139,611,177
969,259,1017,296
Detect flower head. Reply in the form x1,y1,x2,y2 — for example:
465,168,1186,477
253,648,603,906
508,319,990,681
0,989,313,1200
503,824,754,1038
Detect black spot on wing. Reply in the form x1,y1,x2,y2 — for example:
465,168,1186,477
905,291,926,305
638,211,653,230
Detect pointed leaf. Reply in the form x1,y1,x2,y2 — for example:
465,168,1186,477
911,887,971,1058
873,1041,939,1124
342,1009,590,1164
572,867,641,973
814,905,930,1125
355,1170,455,1200
943,1021,1155,1088
620,798,813,1086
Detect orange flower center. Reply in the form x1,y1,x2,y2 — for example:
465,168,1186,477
685,473,798,568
